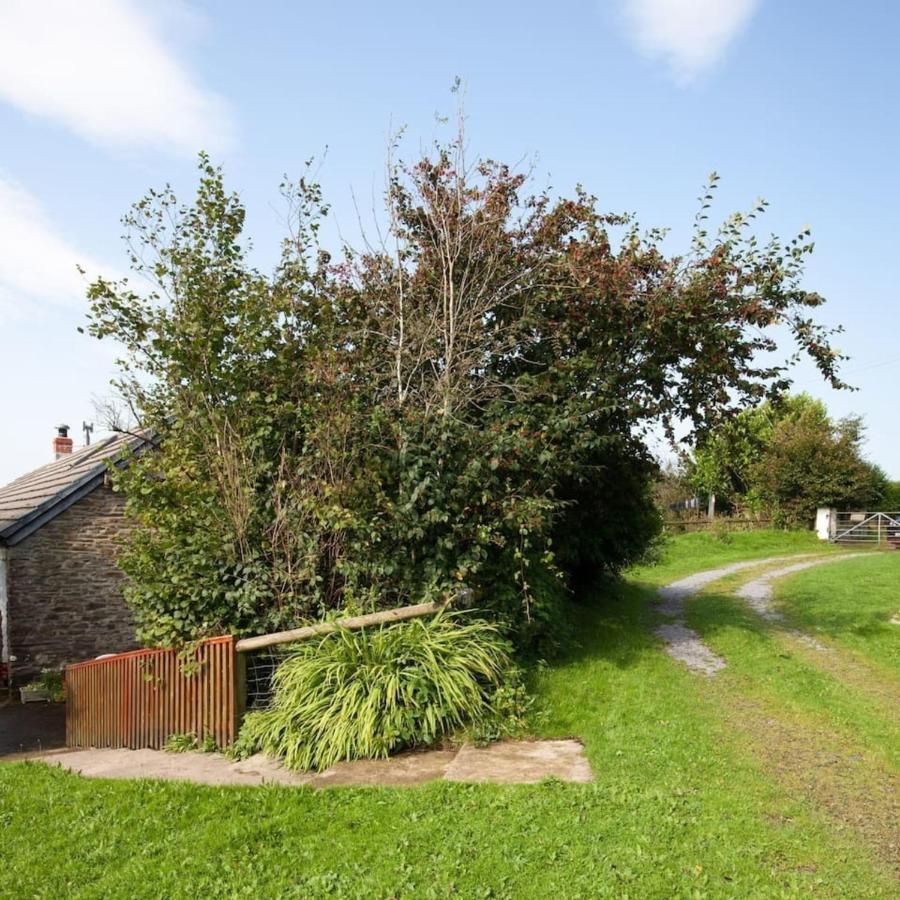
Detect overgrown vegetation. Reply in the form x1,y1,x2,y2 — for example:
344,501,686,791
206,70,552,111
685,393,886,526
233,615,521,771
86,128,844,651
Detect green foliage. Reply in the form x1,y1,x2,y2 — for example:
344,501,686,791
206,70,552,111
553,446,663,589
25,669,65,702
86,139,845,649
686,394,886,526
164,732,198,753
754,408,887,526
462,675,535,744
876,478,900,511
164,732,218,754
233,615,515,771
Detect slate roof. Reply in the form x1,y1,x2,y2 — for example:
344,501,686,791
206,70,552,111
0,431,151,546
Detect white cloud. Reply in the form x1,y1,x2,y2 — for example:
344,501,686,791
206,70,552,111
0,175,114,321
0,0,234,156
621,0,762,83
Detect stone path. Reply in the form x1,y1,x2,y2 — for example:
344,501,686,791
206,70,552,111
28,738,593,789
654,554,818,675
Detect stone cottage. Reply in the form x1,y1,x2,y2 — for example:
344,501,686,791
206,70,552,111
0,426,148,684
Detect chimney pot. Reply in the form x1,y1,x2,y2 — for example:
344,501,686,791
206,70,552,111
53,423,73,459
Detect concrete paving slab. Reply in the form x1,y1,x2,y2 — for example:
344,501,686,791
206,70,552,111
311,749,457,787
445,739,593,784
40,748,274,786
26,740,592,788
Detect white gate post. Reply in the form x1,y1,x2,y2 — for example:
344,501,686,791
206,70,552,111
815,507,836,541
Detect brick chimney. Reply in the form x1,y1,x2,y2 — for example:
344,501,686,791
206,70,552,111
53,424,73,459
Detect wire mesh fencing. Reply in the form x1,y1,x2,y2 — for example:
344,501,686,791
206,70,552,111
243,645,288,711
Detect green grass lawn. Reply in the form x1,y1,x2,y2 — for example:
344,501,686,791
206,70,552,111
687,570,900,770
1,531,895,898
774,551,900,678
629,528,837,586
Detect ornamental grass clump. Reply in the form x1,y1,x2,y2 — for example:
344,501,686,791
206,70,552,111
234,614,514,771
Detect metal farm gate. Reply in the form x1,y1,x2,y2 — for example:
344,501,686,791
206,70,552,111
831,511,900,547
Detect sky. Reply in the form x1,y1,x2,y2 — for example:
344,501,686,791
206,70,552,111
0,0,898,484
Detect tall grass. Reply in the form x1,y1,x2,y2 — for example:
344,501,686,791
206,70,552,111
234,614,514,771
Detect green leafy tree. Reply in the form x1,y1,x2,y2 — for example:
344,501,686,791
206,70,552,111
687,394,826,513
86,139,845,648
687,395,886,526
882,480,900,510
752,408,887,526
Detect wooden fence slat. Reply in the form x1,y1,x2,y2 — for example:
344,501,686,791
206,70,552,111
64,637,237,750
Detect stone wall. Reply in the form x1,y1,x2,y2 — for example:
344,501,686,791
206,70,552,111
8,483,138,679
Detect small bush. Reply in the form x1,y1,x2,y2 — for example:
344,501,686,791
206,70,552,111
234,614,516,771
463,675,535,745
164,732,218,753
164,732,199,753
24,670,65,703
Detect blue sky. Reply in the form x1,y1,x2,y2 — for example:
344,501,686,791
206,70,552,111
0,0,897,483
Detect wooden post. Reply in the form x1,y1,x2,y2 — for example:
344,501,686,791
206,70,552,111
707,493,716,521
233,644,247,736
235,600,451,653
229,590,472,654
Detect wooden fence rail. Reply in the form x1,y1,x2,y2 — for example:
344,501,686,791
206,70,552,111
663,518,773,532
65,636,241,750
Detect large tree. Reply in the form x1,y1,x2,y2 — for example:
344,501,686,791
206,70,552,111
686,394,886,524
752,404,887,525
86,141,844,647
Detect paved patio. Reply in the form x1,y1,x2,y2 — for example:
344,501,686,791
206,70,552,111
28,738,593,788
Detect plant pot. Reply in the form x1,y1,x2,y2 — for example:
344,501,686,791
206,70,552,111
20,687,51,703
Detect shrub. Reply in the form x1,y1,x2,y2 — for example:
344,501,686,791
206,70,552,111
25,670,65,703
883,480,900,510
164,732,218,753
233,615,516,771
88,142,844,652
553,444,663,590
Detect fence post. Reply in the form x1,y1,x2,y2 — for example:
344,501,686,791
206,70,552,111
233,645,247,741
815,507,836,541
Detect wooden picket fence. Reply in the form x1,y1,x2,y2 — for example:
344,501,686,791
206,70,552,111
65,636,243,750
